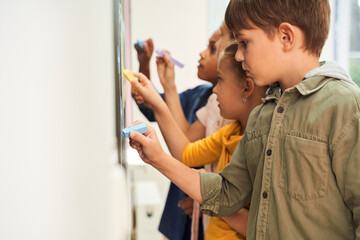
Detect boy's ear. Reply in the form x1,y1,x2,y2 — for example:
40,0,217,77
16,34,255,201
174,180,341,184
243,77,255,99
278,22,296,51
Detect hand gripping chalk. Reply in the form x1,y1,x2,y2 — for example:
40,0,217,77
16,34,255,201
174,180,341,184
122,123,148,138
156,49,184,68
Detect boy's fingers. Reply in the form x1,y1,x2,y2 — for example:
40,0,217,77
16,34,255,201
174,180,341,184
129,138,141,148
163,54,174,67
129,130,149,146
184,208,193,216
178,196,192,207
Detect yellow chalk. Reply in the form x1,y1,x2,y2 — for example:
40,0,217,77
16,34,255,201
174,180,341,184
123,69,136,83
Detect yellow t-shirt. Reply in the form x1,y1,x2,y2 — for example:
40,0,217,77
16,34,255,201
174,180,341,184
182,121,245,240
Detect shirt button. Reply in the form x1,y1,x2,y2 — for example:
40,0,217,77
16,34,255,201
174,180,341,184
266,149,272,156
262,192,268,199
277,106,284,113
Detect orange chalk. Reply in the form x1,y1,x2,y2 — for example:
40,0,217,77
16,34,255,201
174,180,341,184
123,69,136,83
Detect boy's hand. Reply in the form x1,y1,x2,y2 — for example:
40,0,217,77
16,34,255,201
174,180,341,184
178,196,194,218
132,72,165,110
128,121,166,166
156,52,176,91
135,38,154,64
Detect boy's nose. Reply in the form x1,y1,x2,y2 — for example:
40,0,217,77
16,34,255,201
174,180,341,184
213,83,218,94
235,49,244,62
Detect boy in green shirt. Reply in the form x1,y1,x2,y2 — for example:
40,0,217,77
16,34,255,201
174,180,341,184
129,0,360,239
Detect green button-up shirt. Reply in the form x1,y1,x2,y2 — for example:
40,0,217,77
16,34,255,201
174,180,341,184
200,76,360,239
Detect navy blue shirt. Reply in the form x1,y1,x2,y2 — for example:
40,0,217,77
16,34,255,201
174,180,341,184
138,84,213,240
138,84,212,123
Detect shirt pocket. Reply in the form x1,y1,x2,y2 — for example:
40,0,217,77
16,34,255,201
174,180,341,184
278,135,329,200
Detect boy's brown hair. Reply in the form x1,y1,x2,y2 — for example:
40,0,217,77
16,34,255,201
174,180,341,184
225,0,331,56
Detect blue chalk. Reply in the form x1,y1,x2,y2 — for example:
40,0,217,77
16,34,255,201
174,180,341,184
122,123,148,138
137,38,144,49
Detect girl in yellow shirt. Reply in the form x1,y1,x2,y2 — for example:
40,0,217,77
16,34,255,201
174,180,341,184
130,42,267,239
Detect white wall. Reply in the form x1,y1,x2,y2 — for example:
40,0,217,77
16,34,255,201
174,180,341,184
0,0,130,239
128,0,211,205
209,0,230,35
129,0,209,92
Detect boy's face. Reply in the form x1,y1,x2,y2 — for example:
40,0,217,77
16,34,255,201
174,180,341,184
234,26,284,87
213,56,245,119
197,29,220,85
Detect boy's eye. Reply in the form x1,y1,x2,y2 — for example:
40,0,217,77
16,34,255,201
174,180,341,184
240,41,248,48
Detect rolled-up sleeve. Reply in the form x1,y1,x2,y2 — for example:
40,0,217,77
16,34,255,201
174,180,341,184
332,116,360,238
199,140,252,217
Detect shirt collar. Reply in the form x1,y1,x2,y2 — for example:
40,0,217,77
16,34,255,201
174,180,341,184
263,76,330,103
295,76,329,95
